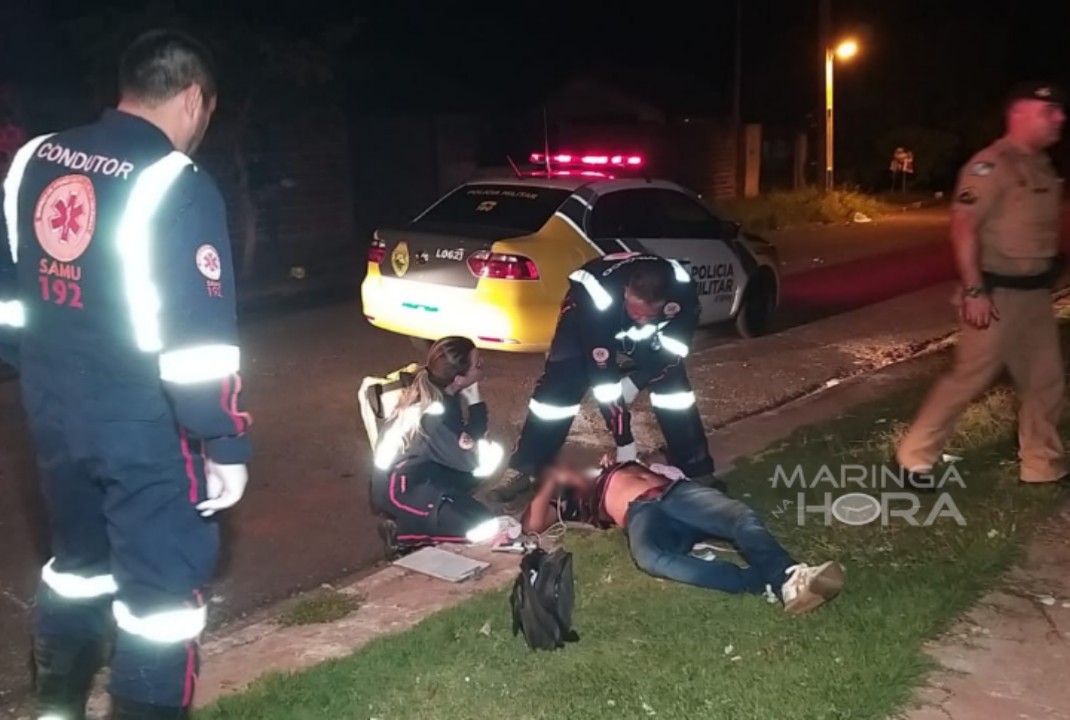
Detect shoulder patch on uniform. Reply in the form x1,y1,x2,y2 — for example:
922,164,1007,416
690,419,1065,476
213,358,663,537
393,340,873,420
592,347,610,365
956,187,978,205
195,244,222,280
458,432,474,450
969,161,994,176
664,302,681,317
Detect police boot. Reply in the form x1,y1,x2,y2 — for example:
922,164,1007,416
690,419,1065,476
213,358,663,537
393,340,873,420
111,696,189,720
32,637,107,720
692,473,728,494
895,463,937,494
377,517,401,558
485,469,535,508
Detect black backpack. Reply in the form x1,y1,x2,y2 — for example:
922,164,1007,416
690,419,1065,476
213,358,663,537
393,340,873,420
508,547,579,651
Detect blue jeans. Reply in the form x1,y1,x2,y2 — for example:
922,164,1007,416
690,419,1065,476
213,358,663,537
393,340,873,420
624,481,796,595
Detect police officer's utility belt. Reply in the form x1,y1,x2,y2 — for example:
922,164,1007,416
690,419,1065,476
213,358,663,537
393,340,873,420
982,253,1065,291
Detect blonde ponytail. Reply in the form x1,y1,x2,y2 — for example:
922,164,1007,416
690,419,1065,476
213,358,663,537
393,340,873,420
386,367,444,454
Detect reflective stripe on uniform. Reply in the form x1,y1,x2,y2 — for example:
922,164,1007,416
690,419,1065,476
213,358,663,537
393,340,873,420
41,558,118,600
616,322,667,342
159,344,240,384
650,390,696,410
568,269,613,310
0,300,24,328
4,133,56,264
465,518,501,544
529,398,581,420
113,600,207,644
657,333,689,358
373,401,447,469
668,259,691,283
592,382,623,404
116,151,194,352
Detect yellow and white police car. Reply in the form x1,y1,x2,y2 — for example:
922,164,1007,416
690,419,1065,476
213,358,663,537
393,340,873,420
361,153,780,353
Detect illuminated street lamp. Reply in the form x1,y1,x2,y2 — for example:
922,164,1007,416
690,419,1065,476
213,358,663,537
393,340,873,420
824,38,859,190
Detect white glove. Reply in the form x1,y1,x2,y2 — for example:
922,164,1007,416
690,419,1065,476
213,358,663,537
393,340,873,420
648,463,687,480
196,462,249,517
616,442,638,462
621,377,639,404
459,383,483,405
473,439,504,478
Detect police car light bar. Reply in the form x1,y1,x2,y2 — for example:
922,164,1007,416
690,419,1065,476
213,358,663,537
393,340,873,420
530,153,644,168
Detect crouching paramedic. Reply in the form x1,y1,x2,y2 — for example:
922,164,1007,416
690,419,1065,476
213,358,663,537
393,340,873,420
493,252,717,503
523,457,845,614
370,336,508,551
0,30,251,719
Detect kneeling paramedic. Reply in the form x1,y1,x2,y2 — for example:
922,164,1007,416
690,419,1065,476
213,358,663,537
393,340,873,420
495,252,717,502
370,336,510,551
523,456,845,614
0,30,251,719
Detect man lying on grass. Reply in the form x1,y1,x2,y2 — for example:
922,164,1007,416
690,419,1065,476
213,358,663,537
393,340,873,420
521,455,845,614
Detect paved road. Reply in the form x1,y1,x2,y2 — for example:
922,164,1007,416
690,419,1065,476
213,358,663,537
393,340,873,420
0,204,999,715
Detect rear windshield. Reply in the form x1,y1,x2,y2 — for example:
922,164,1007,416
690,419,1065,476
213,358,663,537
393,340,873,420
413,184,572,234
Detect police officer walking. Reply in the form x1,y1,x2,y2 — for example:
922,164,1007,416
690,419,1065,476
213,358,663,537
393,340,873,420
0,30,251,719
491,251,719,503
896,82,1067,488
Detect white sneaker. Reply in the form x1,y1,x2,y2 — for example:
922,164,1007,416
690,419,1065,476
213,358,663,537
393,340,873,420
780,561,845,614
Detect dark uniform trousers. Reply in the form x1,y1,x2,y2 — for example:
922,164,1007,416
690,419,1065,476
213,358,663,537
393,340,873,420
28,381,218,712
510,298,715,479
371,459,493,545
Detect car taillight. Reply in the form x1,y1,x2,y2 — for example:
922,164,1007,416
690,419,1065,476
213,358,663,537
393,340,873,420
368,235,386,264
466,250,539,280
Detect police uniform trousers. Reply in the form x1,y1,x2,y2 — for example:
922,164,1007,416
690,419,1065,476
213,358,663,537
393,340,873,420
371,459,494,545
897,287,1065,483
26,384,218,713
623,334,715,479
509,296,715,479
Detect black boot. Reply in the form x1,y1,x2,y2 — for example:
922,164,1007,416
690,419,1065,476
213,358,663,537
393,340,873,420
485,469,535,508
111,696,189,719
377,517,401,558
32,637,107,720
692,473,729,494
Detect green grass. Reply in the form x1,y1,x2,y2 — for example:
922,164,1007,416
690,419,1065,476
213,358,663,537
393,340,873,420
197,336,1070,720
717,187,894,232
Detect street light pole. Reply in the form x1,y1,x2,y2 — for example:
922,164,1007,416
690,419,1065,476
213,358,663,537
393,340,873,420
824,44,834,191
823,39,858,192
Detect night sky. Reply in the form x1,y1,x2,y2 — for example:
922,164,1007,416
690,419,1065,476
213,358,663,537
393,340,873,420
3,0,1070,187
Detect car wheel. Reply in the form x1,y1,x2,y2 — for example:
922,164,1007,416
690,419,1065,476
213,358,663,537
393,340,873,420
409,337,432,354
735,272,776,338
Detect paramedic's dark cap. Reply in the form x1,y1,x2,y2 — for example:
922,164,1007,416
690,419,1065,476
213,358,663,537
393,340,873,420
1006,81,1066,108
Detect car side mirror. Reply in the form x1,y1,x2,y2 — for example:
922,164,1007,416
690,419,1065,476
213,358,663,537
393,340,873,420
721,219,741,238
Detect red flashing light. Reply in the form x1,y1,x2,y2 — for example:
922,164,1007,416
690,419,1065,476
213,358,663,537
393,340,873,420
530,152,644,168
467,250,540,280
368,235,386,264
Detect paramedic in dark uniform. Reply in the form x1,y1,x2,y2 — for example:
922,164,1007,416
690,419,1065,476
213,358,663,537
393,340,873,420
896,81,1067,488
370,336,507,552
493,252,718,503
0,30,251,719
